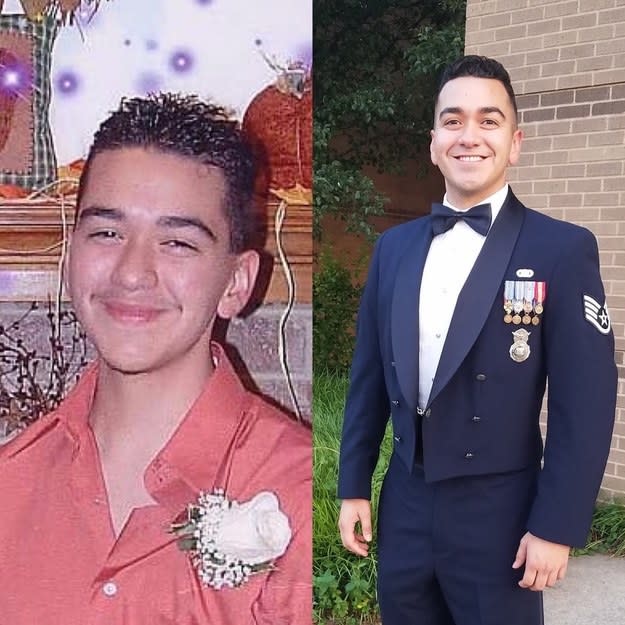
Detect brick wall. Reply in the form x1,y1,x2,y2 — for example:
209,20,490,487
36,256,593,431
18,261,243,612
466,0,625,499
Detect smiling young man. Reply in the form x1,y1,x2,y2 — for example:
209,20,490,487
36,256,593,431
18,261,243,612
338,56,616,625
0,94,311,624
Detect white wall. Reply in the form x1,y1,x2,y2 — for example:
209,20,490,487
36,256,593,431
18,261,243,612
2,0,312,163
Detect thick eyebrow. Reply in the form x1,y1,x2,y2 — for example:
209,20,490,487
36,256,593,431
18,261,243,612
76,205,217,242
439,106,506,120
156,215,217,242
76,206,124,224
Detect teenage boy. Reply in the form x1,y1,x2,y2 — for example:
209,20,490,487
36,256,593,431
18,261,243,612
0,93,311,625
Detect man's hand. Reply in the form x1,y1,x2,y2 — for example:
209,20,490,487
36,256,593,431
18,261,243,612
338,499,372,557
512,531,570,591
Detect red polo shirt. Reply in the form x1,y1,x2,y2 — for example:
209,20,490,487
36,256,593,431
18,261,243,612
0,345,311,624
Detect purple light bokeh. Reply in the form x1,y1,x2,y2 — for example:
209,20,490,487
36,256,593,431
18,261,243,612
195,0,214,5
169,50,194,74
0,57,31,97
55,70,80,96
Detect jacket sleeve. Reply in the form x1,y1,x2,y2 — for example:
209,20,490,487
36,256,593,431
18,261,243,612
526,227,617,547
337,233,391,500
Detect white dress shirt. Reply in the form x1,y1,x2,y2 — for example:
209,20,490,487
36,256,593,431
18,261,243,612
418,184,509,409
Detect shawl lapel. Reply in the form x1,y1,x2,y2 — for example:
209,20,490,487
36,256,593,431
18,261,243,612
427,191,525,406
391,221,432,409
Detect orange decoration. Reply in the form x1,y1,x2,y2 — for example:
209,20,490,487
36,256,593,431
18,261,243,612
0,184,28,198
243,68,312,193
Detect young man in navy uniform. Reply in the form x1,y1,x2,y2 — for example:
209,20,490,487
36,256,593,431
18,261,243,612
337,56,617,625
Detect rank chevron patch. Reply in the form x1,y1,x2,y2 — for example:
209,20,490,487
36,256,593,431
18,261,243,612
583,294,611,335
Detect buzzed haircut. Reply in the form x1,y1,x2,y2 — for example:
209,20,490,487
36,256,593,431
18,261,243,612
77,93,257,253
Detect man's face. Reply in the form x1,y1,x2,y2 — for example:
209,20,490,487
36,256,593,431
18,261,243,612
67,147,258,376
430,76,523,208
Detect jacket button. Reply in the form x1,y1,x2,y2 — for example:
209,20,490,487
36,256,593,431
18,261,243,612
393,435,402,443
464,452,475,459
472,415,481,422
476,373,487,381
425,408,432,418
392,400,399,406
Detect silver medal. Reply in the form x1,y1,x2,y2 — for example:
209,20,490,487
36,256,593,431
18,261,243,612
509,328,531,363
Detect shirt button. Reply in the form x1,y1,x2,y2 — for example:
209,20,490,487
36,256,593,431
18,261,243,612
472,415,481,422
425,408,432,418
465,452,475,459
102,581,118,597
476,373,487,381
435,333,441,339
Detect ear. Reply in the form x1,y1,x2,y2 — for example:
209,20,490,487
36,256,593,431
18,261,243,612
508,128,524,166
429,128,438,166
216,250,260,319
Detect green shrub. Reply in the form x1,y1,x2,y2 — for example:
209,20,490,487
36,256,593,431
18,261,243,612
313,372,392,624
583,502,625,556
313,252,362,373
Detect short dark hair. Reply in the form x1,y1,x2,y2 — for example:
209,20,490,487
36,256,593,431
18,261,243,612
435,55,518,119
77,93,256,253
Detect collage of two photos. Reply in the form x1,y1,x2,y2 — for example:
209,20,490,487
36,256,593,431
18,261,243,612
0,0,623,624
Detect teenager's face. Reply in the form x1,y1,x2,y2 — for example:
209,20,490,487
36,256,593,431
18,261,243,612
67,147,258,376
430,76,523,208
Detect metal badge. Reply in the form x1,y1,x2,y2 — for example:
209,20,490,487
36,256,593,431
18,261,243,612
509,328,531,363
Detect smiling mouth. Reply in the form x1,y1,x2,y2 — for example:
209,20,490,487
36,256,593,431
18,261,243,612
455,155,486,162
102,300,167,323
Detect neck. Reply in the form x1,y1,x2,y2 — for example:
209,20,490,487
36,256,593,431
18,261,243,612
90,353,214,462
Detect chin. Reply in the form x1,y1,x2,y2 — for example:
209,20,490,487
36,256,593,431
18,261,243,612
97,352,162,376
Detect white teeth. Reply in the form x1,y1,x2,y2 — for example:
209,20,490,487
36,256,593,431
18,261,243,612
457,156,483,161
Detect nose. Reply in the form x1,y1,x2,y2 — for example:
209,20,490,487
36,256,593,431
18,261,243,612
110,236,158,291
458,120,480,146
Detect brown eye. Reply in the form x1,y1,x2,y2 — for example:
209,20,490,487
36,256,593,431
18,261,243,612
163,240,199,252
89,230,120,241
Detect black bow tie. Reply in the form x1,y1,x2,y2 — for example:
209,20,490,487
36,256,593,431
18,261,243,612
430,202,492,236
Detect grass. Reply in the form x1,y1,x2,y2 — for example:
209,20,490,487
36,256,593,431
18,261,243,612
313,371,392,624
577,503,625,556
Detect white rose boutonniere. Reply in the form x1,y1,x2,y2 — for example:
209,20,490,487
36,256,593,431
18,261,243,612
170,489,292,589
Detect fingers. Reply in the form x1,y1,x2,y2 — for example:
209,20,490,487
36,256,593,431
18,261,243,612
338,499,372,558
515,532,571,591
